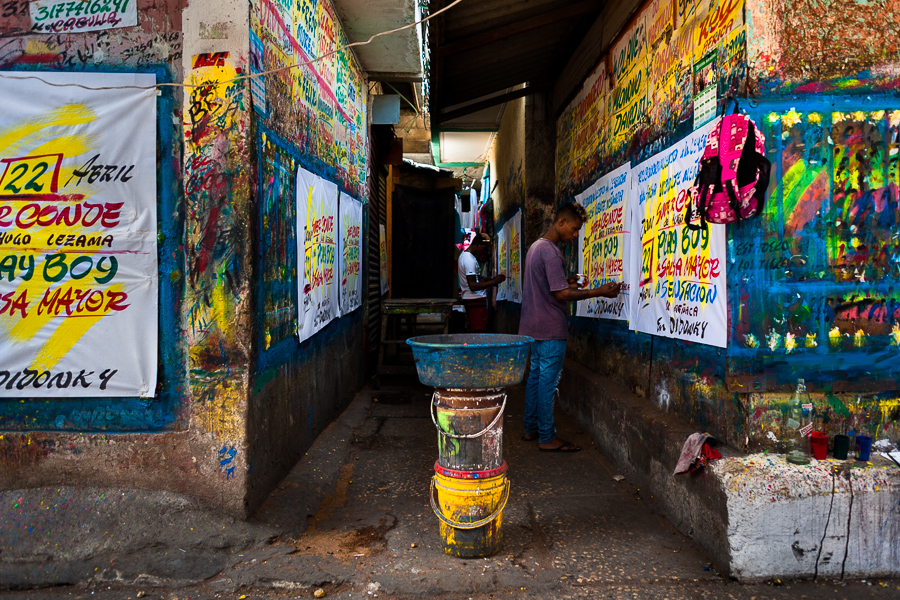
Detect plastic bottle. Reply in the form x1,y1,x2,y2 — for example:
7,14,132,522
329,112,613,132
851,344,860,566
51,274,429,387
785,378,811,465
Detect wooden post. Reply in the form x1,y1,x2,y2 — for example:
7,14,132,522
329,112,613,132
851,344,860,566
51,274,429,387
386,164,395,299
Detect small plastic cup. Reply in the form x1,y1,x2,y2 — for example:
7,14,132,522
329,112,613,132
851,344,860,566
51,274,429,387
855,435,872,461
833,434,850,460
809,432,829,460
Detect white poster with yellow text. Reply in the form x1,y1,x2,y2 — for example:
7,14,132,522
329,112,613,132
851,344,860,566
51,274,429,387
0,71,158,397
339,194,363,315
297,166,339,342
628,120,727,347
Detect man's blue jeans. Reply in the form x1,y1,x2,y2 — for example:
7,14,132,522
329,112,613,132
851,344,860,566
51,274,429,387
523,339,567,443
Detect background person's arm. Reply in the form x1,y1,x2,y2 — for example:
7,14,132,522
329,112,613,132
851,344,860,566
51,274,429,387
553,281,621,302
466,273,506,291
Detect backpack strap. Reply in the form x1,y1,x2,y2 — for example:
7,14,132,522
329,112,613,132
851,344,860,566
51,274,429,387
685,179,710,232
728,119,760,223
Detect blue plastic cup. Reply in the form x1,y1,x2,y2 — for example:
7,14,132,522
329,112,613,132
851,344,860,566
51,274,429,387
855,435,872,461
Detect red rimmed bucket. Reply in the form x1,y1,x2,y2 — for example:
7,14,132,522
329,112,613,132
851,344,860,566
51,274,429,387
434,460,508,479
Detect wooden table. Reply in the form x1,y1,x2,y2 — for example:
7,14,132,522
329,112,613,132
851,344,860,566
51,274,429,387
377,298,457,380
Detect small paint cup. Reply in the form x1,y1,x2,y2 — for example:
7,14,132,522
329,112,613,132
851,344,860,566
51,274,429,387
809,432,829,460
833,434,850,460
855,435,872,461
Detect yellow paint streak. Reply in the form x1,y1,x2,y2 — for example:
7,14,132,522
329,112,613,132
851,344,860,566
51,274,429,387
27,283,127,372
828,326,842,346
0,105,93,158
782,109,802,129
192,382,244,439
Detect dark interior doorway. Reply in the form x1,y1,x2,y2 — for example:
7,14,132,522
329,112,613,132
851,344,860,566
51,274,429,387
392,185,455,299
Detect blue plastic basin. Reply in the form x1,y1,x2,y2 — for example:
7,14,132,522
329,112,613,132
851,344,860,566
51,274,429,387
407,334,534,389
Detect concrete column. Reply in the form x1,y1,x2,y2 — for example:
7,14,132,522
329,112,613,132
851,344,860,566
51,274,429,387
523,91,557,247
182,0,254,515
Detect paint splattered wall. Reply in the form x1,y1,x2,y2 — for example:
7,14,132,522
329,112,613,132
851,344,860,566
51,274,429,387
245,0,368,512
556,0,745,200
747,0,900,95
549,0,900,451
0,1,256,515
249,0,368,199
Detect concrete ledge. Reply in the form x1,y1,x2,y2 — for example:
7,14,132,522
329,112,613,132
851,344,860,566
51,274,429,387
559,358,900,581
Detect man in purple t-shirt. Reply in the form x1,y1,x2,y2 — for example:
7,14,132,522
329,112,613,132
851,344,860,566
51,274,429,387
519,202,621,452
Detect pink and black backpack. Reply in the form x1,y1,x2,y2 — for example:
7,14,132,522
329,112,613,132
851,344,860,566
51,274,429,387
685,113,771,231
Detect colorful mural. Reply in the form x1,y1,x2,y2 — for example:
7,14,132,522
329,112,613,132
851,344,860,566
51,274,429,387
552,0,900,449
557,0,746,198
258,127,298,350
250,0,368,199
729,100,900,389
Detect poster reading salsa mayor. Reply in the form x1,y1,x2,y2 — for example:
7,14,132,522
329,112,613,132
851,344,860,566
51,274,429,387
0,72,158,398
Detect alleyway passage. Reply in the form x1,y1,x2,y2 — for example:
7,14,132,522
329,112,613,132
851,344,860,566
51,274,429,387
3,377,899,599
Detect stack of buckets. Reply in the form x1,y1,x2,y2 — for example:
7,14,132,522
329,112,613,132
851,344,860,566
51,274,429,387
408,333,532,559
430,387,509,557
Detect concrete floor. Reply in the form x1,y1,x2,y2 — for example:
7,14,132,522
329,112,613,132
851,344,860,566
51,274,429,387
2,377,899,599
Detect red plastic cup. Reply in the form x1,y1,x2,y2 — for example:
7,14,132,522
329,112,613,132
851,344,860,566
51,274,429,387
810,432,829,460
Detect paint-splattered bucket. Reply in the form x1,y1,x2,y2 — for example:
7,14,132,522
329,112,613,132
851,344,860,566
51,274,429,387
407,334,533,389
432,388,505,471
431,465,509,558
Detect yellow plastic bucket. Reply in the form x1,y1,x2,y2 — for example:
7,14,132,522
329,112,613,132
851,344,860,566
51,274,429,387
430,470,509,558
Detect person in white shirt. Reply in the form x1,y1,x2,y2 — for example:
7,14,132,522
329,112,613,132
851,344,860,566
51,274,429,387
457,231,506,332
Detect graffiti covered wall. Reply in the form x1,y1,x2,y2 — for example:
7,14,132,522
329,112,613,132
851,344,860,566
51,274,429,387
246,0,369,511
552,0,900,451
0,0,260,514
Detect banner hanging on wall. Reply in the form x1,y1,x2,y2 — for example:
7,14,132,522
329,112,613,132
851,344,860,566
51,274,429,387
506,212,522,304
577,163,632,321
628,120,727,348
0,71,158,398
495,225,509,302
339,194,363,315
297,166,339,342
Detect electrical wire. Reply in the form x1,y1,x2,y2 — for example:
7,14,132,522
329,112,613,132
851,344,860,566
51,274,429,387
0,0,466,91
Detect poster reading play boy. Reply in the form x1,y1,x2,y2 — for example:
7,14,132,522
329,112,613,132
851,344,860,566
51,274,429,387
577,164,632,321
297,167,339,342
628,120,727,348
0,72,158,397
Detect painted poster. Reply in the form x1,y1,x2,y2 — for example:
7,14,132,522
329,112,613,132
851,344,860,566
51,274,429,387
648,23,694,131
646,0,675,51
693,50,718,128
506,212,522,304
339,194,363,314
30,0,137,34
556,61,608,195
379,223,388,295
609,56,649,156
0,71,158,397
296,166,339,342
610,12,647,87
254,0,368,197
692,0,743,63
576,164,632,320
496,226,509,302
629,120,727,348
